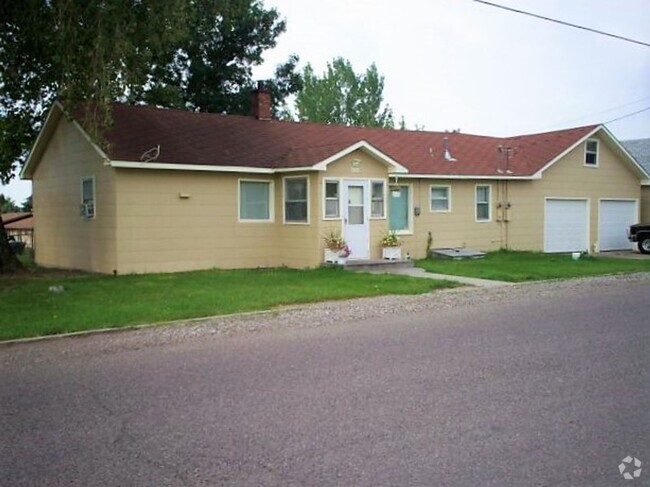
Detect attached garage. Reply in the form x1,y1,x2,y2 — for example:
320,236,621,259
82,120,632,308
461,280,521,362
544,199,589,253
598,200,637,251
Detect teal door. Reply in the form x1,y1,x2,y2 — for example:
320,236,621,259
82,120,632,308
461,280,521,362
389,185,410,232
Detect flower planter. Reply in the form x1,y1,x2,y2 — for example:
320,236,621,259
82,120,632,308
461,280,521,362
382,246,402,260
324,248,341,264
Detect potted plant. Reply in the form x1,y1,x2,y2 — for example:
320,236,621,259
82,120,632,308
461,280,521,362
381,231,401,260
323,231,351,264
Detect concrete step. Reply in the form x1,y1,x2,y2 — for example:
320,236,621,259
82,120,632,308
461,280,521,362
342,258,414,273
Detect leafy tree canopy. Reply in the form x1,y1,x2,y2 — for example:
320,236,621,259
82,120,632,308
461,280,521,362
21,195,33,212
0,0,300,271
0,0,300,182
295,57,394,128
0,194,19,213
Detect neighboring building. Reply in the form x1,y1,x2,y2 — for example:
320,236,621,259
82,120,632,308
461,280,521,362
20,90,647,274
622,138,650,223
1,212,33,248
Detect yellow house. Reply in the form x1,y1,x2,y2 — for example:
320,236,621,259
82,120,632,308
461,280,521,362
21,90,648,274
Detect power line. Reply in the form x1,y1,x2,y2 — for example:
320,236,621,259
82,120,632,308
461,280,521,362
472,0,650,47
604,106,650,124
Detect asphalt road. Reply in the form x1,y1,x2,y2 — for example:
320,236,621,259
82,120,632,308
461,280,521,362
1,278,649,486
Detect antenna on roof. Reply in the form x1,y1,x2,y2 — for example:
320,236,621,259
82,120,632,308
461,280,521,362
140,145,160,162
443,137,456,162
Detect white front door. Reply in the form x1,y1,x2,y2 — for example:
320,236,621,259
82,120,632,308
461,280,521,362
343,180,370,259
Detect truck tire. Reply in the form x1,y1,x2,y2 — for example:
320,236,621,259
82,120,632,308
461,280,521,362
639,236,650,254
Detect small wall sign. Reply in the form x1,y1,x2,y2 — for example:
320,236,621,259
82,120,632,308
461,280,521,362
351,159,361,173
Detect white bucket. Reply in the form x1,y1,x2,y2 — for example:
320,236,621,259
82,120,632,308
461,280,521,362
571,252,581,260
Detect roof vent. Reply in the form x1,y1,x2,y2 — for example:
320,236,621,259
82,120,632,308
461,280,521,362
443,137,456,162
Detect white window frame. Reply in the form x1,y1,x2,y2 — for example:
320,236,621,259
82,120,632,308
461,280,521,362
584,139,599,167
429,185,451,213
475,184,492,222
389,183,414,235
370,179,386,219
80,176,96,219
322,178,341,220
283,175,310,225
238,179,274,223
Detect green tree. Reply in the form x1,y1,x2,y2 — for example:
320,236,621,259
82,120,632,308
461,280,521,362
0,0,298,272
295,58,394,128
0,194,19,213
21,195,33,212
141,0,302,117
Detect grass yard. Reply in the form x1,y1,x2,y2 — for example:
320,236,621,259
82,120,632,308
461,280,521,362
0,266,458,341
417,250,650,282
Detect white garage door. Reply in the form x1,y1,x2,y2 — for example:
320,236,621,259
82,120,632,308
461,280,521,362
544,199,588,252
599,200,637,251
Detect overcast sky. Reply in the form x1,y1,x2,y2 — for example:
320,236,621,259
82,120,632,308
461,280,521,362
3,0,649,204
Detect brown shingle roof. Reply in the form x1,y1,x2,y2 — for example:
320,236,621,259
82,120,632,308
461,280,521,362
1,212,32,225
101,104,598,177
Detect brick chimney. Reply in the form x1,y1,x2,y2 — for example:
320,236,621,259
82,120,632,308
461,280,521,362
251,81,272,120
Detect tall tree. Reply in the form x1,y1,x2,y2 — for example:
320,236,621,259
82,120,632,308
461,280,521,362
21,195,33,213
0,194,19,213
0,0,190,271
0,0,299,272
141,0,302,117
295,58,394,128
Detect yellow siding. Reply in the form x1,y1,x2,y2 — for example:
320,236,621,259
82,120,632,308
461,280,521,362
507,133,641,252
31,127,643,274
641,187,650,223
114,170,283,273
31,118,117,273
405,180,503,259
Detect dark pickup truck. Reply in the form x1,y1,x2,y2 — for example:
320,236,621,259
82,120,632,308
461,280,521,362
628,224,650,254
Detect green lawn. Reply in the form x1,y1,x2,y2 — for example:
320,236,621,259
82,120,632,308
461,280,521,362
0,267,458,341
417,250,650,282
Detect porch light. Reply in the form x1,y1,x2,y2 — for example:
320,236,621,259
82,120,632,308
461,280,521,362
390,185,401,197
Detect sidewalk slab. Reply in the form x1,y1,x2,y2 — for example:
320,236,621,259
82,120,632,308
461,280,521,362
366,267,513,287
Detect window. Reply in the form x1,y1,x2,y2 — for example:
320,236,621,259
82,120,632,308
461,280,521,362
284,177,309,223
81,177,95,218
430,186,450,212
389,185,411,232
239,180,272,221
585,139,598,166
324,180,340,219
475,185,491,222
371,181,385,218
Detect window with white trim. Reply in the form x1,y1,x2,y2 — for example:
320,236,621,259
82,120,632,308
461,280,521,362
430,186,450,212
585,139,598,166
371,181,385,218
324,180,340,219
475,185,491,221
239,180,272,221
284,177,309,223
81,177,95,218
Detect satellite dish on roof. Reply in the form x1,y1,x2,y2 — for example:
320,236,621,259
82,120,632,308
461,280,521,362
140,145,160,162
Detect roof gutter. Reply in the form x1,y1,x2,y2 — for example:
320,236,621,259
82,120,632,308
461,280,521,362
108,161,319,174
393,173,540,180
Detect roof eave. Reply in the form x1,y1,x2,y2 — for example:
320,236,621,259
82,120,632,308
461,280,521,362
393,173,540,180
